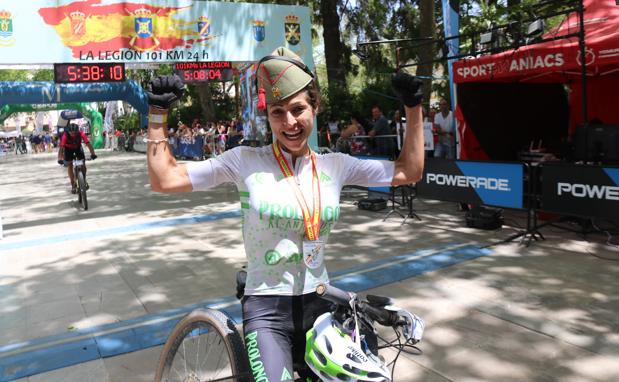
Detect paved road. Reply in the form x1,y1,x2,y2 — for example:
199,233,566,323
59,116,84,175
1,150,618,381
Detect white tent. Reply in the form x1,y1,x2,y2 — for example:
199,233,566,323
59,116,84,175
0,130,20,138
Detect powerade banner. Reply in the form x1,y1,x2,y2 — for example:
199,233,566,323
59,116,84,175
417,159,524,209
0,1,313,65
541,163,619,219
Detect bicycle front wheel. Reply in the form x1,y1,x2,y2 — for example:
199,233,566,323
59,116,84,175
76,171,88,210
154,309,250,382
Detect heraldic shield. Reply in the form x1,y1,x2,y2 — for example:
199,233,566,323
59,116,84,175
198,16,210,38
135,16,153,38
284,15,300,46
254,21,265,42
0,11,12,37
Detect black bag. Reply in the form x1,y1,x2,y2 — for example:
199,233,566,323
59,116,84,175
465,206,504,230
357,198,387,211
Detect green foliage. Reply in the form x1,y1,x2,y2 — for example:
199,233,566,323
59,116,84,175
113,112,140,132
0,69,53,81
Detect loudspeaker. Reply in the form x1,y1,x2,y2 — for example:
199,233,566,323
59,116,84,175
465,206,504,230
358,198,387,212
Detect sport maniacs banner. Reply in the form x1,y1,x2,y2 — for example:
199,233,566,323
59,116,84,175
0,1,312,65
541,163,619,219
417,159,524,209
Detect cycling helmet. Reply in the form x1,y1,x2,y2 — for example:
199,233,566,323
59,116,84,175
67,123,80,133
305,312,391,382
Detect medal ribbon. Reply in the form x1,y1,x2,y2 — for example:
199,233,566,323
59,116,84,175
272,141,321,241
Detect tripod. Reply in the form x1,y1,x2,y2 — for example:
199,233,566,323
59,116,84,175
383,185,421,224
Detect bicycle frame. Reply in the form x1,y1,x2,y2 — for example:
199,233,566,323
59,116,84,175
71,158,90,210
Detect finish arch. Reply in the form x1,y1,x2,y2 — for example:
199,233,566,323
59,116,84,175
0,81,148,149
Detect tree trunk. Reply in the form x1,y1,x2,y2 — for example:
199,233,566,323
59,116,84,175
195,83,216,122
417,0,435,107
320,0,349,110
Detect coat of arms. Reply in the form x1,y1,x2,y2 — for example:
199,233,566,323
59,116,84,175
129,8,160,51
253,20,265,42
0,10,15,46
284,14,300,46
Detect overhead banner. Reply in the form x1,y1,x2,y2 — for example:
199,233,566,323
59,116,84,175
417,159,524,209
540,163,619,219
441,0,459,110
0,1,313,65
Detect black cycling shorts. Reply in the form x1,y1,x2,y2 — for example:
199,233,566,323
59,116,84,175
63,146,85,162
242,293,331,382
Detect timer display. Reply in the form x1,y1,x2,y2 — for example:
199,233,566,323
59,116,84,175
54,63,126,83
174,62,234,83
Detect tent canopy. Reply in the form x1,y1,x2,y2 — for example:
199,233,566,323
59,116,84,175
453,0,619,161
453,0,619,84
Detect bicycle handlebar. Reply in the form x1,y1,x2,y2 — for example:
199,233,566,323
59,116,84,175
316,284,401,327
316,283,353,306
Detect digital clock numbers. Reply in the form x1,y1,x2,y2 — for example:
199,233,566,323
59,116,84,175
174,62,234,83
54,63,126,83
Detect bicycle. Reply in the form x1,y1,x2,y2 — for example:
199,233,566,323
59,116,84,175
154,283,423,382
70,157,94,211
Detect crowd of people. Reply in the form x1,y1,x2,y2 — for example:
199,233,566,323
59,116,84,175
319,98,456,159
166,118,245,159
0,133,57,155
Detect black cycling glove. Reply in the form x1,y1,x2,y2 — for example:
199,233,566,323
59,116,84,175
391,72,424,107
90,154,97,160
58,159,64,166
147,75,185,109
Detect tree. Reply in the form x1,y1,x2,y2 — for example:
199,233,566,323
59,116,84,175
319,0,350,113
417,0,435,107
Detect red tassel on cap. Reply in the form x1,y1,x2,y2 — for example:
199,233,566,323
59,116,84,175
257,88,266,110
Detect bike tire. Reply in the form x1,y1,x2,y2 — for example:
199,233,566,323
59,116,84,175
154,309,250,382
77,171,88,210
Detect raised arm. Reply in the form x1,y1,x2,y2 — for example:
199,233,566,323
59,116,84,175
146,75,192,193
390,72,425,186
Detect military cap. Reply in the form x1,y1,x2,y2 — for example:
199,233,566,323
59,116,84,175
256,47,314,109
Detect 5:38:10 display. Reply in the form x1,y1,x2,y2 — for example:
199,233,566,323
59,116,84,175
67,65,124,81
54,63,126,83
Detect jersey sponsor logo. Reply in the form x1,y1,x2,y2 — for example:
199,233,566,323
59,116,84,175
426,173,511,191
258,201,340,222
245,331,270,382
264,250,303,266
320,171,332,183
557,182,619,201
280,367,293,381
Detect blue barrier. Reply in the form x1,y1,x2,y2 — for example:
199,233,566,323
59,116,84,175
174,136,204,159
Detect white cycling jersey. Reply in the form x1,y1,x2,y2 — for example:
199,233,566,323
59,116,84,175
187,144,394,295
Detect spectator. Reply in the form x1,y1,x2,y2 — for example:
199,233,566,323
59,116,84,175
433,98,455,159
390,109,406,152
326,114,340,149
44,132,53,152
369,105,395,157
337,114,368,155
423,107,435,157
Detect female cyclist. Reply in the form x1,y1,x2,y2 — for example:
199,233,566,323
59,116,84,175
145,47,425,382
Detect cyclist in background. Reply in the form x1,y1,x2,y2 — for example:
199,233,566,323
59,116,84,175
57,110,97,194
145,47,425,381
